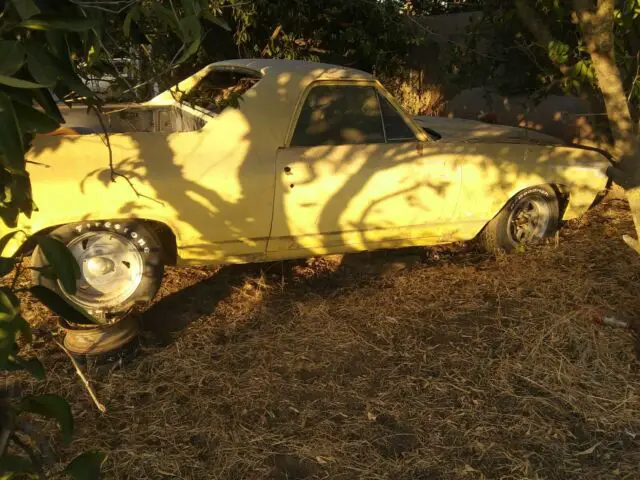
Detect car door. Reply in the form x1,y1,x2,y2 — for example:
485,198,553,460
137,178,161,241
376,91,461,242
267,82,460,258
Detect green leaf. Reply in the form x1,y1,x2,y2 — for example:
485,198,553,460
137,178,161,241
26,46,59,87
20,394,73,443
0,325,17,367
0,75,45,89
0,93,24,171
147,2,181,35
0,286,20,317
0,205,20,229
12,314,31,343
87,41,101,67
182,0,202,17
27,41,93,102
123,5,141,38
572,59,595,83
3,174,36,221
174,37,202,65
29,286,97,325
547,40,569,64
19,15,100,32
33,88,64,123
35,236,80,294
0,92,24,171
8,355,44,379
179,15,201,39
9,0,40,20
0,454,38,477
0,257,17,277
83,9,103,66
0,41,26,77
202,11,231,31
64,451,107,480
44,31,71,68
29,265,56,280
13,102,60,134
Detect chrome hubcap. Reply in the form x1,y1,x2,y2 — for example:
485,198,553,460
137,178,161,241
86,257,115,276
61,232,144,310
508,199,550,244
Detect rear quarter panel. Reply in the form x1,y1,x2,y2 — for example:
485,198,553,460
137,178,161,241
447,142,609,241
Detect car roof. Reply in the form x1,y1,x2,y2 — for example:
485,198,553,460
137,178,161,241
210,58,375,81
148,58,376,105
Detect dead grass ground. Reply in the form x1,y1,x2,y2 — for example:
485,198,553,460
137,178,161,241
10,192,640,480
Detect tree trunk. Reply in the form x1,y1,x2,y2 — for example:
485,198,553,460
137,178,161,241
573,0,637,157
574,0,640,252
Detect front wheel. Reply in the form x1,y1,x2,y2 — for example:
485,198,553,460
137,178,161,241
479,186,560,252
31,220,164,319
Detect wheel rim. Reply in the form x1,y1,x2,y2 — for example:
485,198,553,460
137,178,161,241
62,315,140,360
60,232,144,311
507,197,551,245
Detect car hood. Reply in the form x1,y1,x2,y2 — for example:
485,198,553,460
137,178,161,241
414,115,565,145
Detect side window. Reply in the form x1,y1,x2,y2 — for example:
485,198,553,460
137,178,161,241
291,85,385,147
377,93,417,142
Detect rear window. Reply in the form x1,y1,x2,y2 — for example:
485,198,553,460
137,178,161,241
181,69,261,114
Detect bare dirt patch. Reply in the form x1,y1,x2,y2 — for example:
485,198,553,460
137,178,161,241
11,194,640,479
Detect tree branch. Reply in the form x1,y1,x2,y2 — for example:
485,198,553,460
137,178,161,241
87,105,164,206
513,0,570,77
51,337,107,414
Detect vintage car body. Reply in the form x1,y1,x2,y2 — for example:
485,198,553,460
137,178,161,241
3,59,610,265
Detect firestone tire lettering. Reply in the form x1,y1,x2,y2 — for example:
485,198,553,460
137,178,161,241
31,220,164,317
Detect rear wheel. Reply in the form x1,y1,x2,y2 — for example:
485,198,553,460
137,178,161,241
479,186,560,252
31,220,164,319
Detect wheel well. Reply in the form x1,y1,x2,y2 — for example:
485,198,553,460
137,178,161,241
145,220,178,265
19,219,179,265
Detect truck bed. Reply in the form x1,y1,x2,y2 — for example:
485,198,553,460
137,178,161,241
58,104,206,134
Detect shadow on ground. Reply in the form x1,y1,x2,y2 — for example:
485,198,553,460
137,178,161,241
13,194,640,480
139,241,487,346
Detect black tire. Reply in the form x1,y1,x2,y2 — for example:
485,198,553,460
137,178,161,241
31,220,164,318
479,186,560,252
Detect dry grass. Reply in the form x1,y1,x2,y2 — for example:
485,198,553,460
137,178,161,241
10,192,640,479
380,72,446,117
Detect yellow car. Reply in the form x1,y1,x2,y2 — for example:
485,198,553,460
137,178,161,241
4,59,611,319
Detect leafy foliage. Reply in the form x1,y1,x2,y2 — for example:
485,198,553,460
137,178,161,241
229,0,423,75
98,0,427,100
20,395,74,444
63,451,107,480
34,237,80,295
0,0,228,477
450,0,640,106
